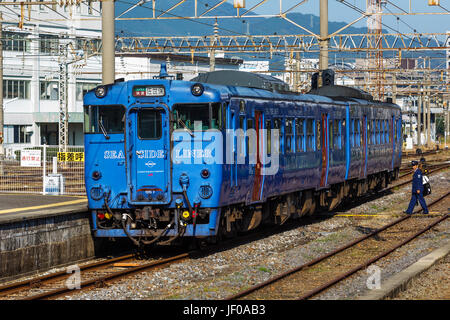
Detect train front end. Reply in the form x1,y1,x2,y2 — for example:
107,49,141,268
84,74,224,246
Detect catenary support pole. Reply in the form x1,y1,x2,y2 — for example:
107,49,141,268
102,0,115,85
319,0,328,73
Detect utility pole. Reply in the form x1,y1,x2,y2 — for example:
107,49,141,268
58,44,68,153
446,106,449,149
319,0,328,78
0,13,3,159
423,77,427,147
210,19,219,72
102,0,115,84
426,70,431,148
417,90,422,146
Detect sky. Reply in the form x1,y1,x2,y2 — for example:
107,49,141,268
231,0,450,35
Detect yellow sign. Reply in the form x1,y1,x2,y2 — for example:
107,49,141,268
57,152,85,162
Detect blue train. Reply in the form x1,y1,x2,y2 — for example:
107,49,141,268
84,65,402,246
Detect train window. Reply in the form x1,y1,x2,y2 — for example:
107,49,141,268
222,103,227,128
173,103,222,130
247,119,254,157
316,119,321,151
379,120,382,144
341,119,345,149
375,120,378,144
329,119,334,150
238,115,246,158
306,119,314,151
138,109,162,139
266,119,272,154
273,118,282,153
386,120,390,144
84,105,125,134
285,119,293,153
350,119,354,147
333,119,340,150
295,118,305,152
372,120,376,144
357,120,362,147
381,120,385,144
386,120,389,143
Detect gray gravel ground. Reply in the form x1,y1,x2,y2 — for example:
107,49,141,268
390,254,449,300
49,168,450,300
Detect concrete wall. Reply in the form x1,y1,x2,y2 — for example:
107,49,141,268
0,211,95,281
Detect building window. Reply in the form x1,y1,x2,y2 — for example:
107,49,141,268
3,31,30,52
40,81,59,100
3,80,30,99
76,82,99,101
40,35,59,54
4,125,31,144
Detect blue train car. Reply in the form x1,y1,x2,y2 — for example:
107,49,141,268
83,66,401,246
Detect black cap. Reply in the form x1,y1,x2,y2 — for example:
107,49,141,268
411,160,418,166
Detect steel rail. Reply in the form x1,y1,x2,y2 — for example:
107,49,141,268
0,253,135,297
297,202,449,299
24,252,191,300
226,191,449,300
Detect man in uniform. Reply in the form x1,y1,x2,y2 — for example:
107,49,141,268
404,160,429,214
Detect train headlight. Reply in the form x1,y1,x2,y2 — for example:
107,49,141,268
191,83,204,96
182,211,190,220
95,85,107,98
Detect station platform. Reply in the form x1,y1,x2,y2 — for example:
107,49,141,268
0,193,87,224
0,193,93,282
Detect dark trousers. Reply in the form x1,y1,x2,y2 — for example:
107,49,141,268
406,192,429,214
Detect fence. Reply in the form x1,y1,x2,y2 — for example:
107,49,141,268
0,145,86,196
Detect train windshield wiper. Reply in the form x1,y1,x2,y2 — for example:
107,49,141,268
177,118,194,137
98,117,110,140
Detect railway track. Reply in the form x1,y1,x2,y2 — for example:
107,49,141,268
225,191,449,300
402,149,440,159
0,251,190,300
1,163,448,300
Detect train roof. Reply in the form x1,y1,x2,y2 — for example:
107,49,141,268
191,70,291,93
86,70,400,110
188,70,399,109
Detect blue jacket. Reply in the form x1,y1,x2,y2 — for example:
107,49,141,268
412,169,424,194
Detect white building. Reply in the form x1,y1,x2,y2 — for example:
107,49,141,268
1,3,103,147
1,4,243,149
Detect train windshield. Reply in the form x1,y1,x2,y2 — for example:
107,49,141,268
84,105,125,134
173,103,222,131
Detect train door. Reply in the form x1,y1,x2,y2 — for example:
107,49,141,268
127,105,171,204
251,111,263,202
345,105,350,180
391,115,395,170
320,113,328,187
231,109,237,186
360,115,367,178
